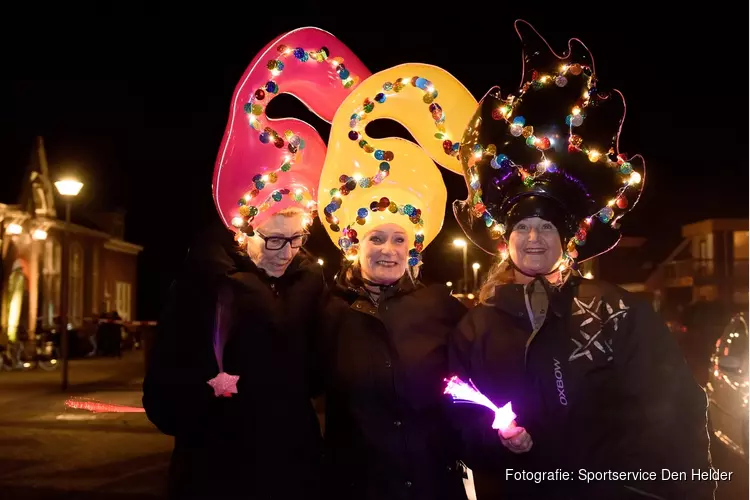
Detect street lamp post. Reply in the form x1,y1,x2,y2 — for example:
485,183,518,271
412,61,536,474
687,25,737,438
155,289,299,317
452,238,468,295
472,262,480,293
54,179,83,391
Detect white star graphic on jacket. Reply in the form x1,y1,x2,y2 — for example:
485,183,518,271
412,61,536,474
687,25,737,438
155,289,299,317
569,297,629,362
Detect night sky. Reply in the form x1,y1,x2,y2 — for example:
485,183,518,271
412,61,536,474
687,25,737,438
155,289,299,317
2,5,747,320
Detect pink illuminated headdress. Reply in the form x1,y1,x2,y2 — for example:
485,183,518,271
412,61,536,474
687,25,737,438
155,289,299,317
453,20,645,266
212,27,371,241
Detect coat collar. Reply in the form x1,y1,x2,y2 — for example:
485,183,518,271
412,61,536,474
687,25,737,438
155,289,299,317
229,249,318,291
491,275,580,318
334,265,422,304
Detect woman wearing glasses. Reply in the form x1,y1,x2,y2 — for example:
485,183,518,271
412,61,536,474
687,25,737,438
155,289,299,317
144,206,326,500
143,99,328,500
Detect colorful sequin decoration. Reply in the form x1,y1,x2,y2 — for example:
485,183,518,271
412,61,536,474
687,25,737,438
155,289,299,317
346,76,460,163
232,186,316,237
323,76,458,234
234,44,360,236
245,44,358,149
465,64,643,267
334,196,425,268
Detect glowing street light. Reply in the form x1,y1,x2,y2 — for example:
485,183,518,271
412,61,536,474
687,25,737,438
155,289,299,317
54,179,84,197
55,177,84,392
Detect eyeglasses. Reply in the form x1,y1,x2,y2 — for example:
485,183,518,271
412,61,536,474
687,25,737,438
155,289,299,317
256,232,308,250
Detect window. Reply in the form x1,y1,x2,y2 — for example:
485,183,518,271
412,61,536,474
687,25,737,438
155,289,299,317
91,247,99,314
115,281,132,321
103,282,112,313
698,240,708,276
733,231,749,282
69,243,84,328
42,238,61,328
733,231,749,259
5,261,26,343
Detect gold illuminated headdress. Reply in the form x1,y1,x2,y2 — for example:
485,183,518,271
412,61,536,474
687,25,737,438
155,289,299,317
319,63,477,270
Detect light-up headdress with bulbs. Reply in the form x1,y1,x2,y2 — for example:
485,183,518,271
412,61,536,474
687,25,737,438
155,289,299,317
318,63,477,270
212,27,370,242
453,20,645,267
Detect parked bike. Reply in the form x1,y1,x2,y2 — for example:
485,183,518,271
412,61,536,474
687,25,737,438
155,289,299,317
0,332,59,372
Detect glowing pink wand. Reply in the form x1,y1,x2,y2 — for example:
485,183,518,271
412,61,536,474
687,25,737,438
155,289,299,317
443,375,516,431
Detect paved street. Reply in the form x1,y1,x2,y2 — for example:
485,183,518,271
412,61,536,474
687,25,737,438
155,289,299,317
0,352,171,499
0,352,747,499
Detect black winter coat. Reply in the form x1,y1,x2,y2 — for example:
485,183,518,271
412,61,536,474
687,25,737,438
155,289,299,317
318,269,469,500
142,222,325,499
449,277,714,500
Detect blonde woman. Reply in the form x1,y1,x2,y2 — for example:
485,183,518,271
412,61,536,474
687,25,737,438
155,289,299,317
448,21,713,500
314,64,476,500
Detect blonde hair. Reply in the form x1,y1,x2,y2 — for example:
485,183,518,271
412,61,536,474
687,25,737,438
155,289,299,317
478,259,516,304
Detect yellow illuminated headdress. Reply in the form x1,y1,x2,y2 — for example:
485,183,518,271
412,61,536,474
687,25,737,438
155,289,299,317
318,63,477,270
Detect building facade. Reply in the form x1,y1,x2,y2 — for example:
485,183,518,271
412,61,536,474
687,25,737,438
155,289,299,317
0,137,142,344
646,219,749,310
590,219,749,315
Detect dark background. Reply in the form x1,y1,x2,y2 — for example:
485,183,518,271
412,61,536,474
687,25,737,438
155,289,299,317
1,3,747,320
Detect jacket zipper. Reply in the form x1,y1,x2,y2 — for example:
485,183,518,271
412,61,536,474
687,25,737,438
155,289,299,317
524,290,542,368
351,298,410,470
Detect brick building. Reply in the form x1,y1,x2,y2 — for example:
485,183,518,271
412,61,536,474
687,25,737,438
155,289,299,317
0,137,142,344
590,219,749,317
